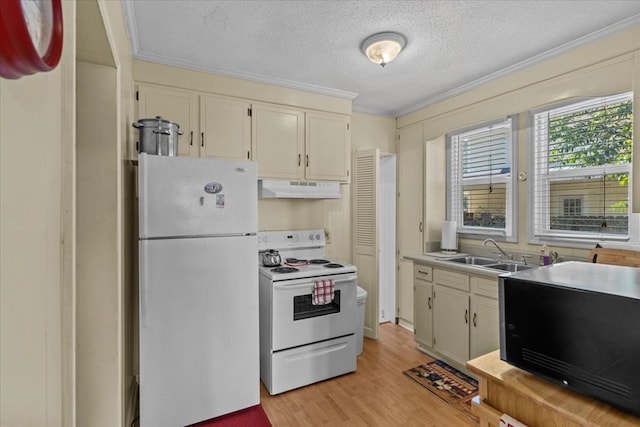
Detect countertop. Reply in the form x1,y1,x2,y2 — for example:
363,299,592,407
500,260,640,299
404,252,508,278
467,351,640,427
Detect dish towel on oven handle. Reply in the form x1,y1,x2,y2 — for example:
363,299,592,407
312,279,335,305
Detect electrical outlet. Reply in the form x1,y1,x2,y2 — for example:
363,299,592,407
324,228,332,243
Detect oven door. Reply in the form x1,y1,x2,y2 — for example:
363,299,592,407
271,273,357,351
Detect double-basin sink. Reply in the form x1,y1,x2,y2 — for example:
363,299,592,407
441,255,537,273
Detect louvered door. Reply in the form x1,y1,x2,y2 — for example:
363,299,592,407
353,149,379,339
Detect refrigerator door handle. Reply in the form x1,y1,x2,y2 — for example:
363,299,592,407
140,244,150,328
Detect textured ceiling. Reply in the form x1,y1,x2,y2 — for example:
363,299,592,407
122,1,640,117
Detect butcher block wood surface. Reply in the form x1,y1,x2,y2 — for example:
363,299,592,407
588,247,640,267
466,351,640,427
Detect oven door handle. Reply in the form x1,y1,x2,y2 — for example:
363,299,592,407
273,274,357,290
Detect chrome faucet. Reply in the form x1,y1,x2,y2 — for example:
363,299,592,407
483,238,512,260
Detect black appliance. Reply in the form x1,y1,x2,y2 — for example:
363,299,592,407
499,261,640,417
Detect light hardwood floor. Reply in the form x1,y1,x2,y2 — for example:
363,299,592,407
260,323,479,426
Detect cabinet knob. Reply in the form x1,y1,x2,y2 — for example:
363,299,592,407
473,312,477,327
201,132,204,147
306,154,309,167
427,297,432,309
464,309,469,324
190,131,193,146
298,154,301,166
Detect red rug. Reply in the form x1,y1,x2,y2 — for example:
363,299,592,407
189,404,271,427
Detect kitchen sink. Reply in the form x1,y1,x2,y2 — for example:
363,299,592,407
488,263,536,272
445,256,497,266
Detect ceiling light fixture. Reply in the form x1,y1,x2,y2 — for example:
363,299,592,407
361,32,406,67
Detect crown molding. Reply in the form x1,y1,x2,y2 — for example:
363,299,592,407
394,14,640,117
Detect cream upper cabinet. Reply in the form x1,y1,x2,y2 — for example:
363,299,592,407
252,103,304,179
200,94,252,160
252,105,350,182
305,111,350,182
136,85,253,161
135,84,351,179
136,84,199,157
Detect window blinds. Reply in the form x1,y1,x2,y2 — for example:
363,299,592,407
449,118,514,237
532,92,633,240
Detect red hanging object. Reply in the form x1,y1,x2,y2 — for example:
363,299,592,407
0,0,63,79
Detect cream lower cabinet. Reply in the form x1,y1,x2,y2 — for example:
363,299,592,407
470,276,500,359
413,264,433,348
414,263,499,366
433,268,470,366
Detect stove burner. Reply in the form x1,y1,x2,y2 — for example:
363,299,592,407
271,266,299,273
285,258,307,264
309,259,330,264
324,263,343,269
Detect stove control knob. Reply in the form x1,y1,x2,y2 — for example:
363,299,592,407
309,234,315,240
315,233,322,240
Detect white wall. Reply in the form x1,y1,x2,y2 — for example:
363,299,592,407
76,60,121,427
0,1,76,425
379,155,397,322
75,1,135,426
1,1,135,426
1,67,66,427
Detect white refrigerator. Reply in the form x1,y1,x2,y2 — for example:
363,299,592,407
138,153,259,427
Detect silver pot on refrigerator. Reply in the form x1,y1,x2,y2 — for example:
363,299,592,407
133,116,183,156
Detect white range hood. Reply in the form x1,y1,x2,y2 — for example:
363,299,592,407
258,179,341,199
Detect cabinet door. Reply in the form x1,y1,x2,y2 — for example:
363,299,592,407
136,84,199,157
414,281,433,348
200,94,251,160
252,103,304,179
470,294,499,359
433,284,469,365
396,123,424,326
305,111,350,182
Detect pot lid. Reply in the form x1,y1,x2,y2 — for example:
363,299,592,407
135,116,181,128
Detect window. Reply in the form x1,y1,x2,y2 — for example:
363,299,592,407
563,198,583,217
447,117,517,240
531,92,635,243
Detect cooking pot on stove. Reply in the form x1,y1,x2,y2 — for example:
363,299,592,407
262,249,282,267
133,116,183,156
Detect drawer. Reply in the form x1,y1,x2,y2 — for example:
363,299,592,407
471,276,498,299
414,264,433,282
433,268,470,292
267,334,356,395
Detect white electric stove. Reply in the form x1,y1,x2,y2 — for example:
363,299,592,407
258,229,358,395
